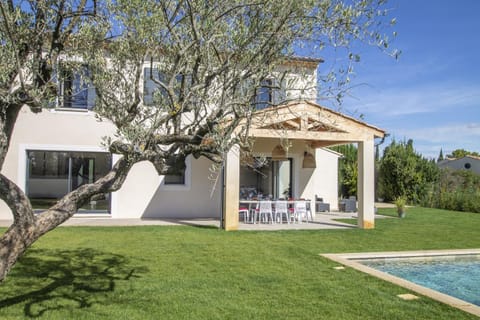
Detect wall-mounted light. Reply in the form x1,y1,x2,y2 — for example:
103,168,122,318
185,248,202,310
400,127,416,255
272,144,287,161
302,151,316,168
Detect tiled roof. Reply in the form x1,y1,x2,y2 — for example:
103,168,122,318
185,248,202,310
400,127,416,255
287,56,325,63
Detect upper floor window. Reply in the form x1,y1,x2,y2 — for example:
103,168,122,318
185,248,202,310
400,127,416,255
253,79,285,110
254,79,273,110
143,68,189,106
59,66,96,110
143,68,166,106
160,156,191,190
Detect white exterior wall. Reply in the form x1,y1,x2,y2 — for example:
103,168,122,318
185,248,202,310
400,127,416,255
115,156,222,219
298,148,340,211
276,64,317,102
0,108,116,219
0,108,224,220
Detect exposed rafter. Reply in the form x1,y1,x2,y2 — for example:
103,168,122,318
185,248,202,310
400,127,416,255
245,100,385,143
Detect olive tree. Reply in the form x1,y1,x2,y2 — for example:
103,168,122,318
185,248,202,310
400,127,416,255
0,0,396,282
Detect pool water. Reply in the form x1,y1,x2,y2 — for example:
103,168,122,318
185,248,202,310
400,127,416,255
360,255,480,306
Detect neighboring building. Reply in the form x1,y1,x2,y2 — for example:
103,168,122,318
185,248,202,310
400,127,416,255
438,155,480,175
0,57,385,229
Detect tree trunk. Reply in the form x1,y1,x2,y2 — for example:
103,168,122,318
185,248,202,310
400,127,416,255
0,102,153,285
0,104,23,171
0,157,133,283
0,224,37,282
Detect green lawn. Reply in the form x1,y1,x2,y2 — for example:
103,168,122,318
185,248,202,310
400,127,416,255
0,207,479,319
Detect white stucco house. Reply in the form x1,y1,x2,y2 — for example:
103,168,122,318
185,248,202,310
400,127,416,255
0,57,385,230
438,155,480,175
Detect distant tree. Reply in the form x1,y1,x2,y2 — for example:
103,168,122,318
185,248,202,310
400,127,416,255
331,144,357,197
437,148,444,162
447,149,480,159
378,139,439,202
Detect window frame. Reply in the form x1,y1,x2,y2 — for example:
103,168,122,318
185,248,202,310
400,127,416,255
143,67,167,106
160,156,192,190
253,78,285,110
20,144,112,213
143,67,190,106
57,64,96,111
254,79,273,110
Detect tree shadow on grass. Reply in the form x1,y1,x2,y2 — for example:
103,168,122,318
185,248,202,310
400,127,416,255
0,248,148,318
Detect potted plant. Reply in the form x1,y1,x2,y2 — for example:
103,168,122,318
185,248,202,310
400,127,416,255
394,196,407,218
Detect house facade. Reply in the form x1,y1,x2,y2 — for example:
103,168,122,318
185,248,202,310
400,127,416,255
438,155,480,175
0,57,385,229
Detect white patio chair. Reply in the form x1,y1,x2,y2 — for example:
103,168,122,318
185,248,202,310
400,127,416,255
257,200,274,224
274,200,290,224
305,201,313,222
294,200,308,224
239,206,250,223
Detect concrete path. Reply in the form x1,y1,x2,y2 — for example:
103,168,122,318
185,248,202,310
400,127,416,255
0,208,390,230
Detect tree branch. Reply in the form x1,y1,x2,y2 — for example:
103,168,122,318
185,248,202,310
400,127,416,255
0,174,35,227
34,157,132,236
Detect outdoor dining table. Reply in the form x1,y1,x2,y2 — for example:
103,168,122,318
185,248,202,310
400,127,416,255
239,199,312,224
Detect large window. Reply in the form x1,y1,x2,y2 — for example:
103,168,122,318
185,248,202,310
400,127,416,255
143,68,167,105
240,157,292,199
160,156,191,189
26,150,111,212
143,68,189,106
273,159,292,199
253,79,285,110
254,79,273,110
59,66,96,110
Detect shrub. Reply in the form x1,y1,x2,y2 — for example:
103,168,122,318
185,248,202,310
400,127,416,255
378,139,439,203
420,169,480,213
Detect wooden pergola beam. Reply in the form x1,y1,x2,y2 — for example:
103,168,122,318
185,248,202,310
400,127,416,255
222,100,384,231
248,128,370,142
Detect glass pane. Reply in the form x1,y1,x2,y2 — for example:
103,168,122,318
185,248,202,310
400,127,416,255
254,79,272,110
61,66,95,110
276,160,291,199
27,151,69,208
143,68,168,105
143,68,187,106
26,150,112,212
240,157,292,200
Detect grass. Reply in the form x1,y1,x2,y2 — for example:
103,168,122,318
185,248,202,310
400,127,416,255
0,207,479,319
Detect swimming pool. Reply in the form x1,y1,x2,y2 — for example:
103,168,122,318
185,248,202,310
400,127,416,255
322,249,480,317
360,255,480,307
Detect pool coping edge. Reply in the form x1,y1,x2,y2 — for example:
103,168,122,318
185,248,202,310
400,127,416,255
321,249,480,318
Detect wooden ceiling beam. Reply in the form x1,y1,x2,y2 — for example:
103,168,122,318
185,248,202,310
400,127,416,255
248,128,369,141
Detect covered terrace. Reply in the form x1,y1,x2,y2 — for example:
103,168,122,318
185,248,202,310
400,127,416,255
222,100,385,231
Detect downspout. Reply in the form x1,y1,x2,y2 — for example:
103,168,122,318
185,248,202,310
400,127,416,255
220,162,225,229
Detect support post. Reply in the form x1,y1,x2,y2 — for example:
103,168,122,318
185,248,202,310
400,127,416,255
357,139,375,229
223,145,240,231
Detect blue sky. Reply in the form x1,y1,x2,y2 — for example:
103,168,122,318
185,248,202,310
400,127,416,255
319,0,480,159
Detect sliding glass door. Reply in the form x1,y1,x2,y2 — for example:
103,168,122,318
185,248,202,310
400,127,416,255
240,158,292,199
273,160,292,199
26,150,112,212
